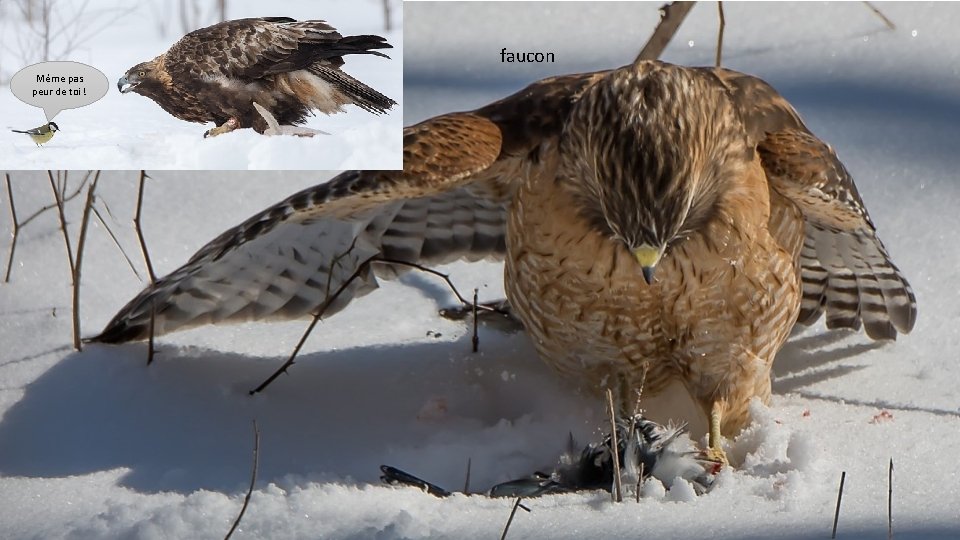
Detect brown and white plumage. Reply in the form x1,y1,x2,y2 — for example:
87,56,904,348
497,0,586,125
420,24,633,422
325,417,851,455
118,17,396,135
95,61,916,459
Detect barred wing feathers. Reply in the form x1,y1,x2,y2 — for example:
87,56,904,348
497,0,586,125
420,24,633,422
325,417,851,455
93,128,504,343
714,68,917,339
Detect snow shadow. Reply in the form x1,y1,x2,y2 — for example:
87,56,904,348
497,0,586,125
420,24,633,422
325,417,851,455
0,330,596,495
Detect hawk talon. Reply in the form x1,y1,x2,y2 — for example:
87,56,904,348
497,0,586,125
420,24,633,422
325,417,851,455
704,446,729,469
204,118,240,138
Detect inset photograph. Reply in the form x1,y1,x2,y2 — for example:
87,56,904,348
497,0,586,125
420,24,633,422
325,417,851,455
0,0,402,169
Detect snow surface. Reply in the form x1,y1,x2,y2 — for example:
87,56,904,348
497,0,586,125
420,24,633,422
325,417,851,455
2,1,960,539
0,0,403,170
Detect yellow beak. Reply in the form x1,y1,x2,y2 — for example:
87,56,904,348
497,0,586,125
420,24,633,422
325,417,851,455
633,244,661,285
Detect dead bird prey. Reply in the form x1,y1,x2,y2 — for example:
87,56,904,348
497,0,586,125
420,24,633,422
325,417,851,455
381,415,718,498
117,17,397,137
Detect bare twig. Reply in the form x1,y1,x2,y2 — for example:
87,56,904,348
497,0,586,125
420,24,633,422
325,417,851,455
464,458,472,494
225,420,260,540
91,205,143,281
636,462,644,503
134,172,157,283
4,175,87,283
471,288,479,353
499,497,528,540
715,2,725,67
376,258,499,312
888,458,893,540
626,362,650,451
250,253,379,395
606,388,623,502
635,1,696,62
831,471,846,539
49,172,76,276
4,174,18,283
382,0,392,32
147,304,156,366
17,179,85,229
252,255,500,394
863,1,896,30
49,172,81,348
72,174,99,351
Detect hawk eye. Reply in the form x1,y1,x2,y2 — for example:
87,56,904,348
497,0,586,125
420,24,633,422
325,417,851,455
138,70,145,77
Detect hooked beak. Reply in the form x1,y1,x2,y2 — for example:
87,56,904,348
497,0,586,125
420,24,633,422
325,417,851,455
633,244,661,285
117,75,135,93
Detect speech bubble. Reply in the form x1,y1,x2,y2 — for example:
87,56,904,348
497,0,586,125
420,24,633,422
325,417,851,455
10,61,108,122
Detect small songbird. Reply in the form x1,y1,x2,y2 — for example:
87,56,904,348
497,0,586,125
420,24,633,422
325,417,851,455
380,414,718,499
11,122,59,146
487,415,718,497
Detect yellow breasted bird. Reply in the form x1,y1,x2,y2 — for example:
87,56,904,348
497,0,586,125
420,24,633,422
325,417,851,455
11,122,59,146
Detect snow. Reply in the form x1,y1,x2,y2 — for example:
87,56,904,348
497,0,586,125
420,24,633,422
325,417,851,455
0,1,402,170
2,1,960,539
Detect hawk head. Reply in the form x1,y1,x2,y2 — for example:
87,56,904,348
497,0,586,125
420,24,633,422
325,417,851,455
118,60,167,96
560,61,751,284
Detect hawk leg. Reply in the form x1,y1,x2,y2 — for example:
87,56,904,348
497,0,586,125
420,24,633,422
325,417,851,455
706,400,730,466
204,118,240,138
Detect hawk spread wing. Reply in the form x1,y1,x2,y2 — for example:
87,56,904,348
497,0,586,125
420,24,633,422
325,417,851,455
94,72,604,342
95,61,916,458
118,18,396,134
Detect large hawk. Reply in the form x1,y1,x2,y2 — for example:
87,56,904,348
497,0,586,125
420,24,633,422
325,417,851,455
95,61,916,463
117,17,396,137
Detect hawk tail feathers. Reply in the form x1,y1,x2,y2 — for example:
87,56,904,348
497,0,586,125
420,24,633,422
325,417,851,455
309,66,396,114
798,224,916,340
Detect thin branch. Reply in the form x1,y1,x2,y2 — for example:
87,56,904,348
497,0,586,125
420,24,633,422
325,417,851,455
888,459,893,540
636,462,644,503
250,253,379,395
382,0,392,32
464,458,472,494
91,205,143,281
471,288,479,353
134,172,157,283
225,420,260,540
831,471,846,539
635,1,696,63
5,174,87,283
147,303,156,366
715,2,725,67
71,173,99,351
499,497,526,540
375,258,495,311
626,363,650,472
606,388,623,503
862,1,896,30
17,179,86,229
49,171,76,277
4,174,18,283
251,255,500,394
